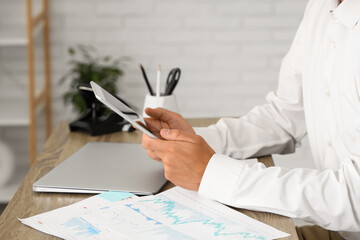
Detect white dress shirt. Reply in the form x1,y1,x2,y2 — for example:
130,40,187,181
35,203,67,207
195,0,360,239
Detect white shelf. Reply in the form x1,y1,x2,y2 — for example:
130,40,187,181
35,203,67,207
0,165,29,203
0,29,28,47
0,27,41,47
0,100,29,127
0,37,28,47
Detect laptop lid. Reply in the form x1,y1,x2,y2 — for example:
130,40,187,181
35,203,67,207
33,142,167,195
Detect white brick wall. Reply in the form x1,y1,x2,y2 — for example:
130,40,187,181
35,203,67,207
0,0,310,168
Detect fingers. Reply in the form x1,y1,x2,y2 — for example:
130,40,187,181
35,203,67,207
146,149,161,162
160,129,200,144
142,129,201,153
145,108,180,122
142,134,166,161
144,118,169,132
142,133,172,152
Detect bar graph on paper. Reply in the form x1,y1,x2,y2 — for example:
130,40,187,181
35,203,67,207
62,217,101,237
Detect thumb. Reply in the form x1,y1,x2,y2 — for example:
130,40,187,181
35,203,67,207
160,129,197,143
145,107,177,122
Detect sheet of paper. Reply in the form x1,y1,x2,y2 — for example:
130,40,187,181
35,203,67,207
82,187,290,240
20,191,137,240
20,187,289,240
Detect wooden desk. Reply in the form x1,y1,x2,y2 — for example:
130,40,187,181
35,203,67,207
0,119,298,240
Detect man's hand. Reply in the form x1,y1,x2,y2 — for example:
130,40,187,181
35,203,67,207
142,129,215,191
144,108,195,136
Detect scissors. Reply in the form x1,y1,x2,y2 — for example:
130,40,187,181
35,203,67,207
164,68,181,96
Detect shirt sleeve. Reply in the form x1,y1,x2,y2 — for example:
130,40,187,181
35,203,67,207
198,155,360,231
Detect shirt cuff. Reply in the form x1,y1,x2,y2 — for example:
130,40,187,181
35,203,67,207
198,154,247,204
194,127,223,154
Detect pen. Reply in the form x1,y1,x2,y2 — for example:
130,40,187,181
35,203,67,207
156,65,161,98
139,64,154,96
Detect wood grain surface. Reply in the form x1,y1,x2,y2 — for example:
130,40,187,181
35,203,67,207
0,118,298,239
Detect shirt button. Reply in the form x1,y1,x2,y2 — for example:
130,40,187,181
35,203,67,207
325,89,331,97
327,141,333,147
330,41,336,49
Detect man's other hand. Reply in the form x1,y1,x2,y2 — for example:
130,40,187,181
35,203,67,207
142,129,215,191
144,108,195,135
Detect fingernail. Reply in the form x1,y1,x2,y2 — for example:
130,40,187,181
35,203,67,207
161,129,170,136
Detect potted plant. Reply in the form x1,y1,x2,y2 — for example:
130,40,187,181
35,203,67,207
59,44,127,114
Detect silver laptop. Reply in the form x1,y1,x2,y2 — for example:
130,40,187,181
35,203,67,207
33,142,167,195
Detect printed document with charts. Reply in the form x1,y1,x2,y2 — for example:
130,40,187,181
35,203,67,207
20,187,290,240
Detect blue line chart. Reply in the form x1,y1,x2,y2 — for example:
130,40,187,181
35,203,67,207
125,197,267,240
125,203,162,225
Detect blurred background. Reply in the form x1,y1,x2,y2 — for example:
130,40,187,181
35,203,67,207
0,0,313,216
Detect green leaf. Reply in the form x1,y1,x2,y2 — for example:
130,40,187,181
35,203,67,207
72,93,86,113
68,47,75,55
91,72,100,83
